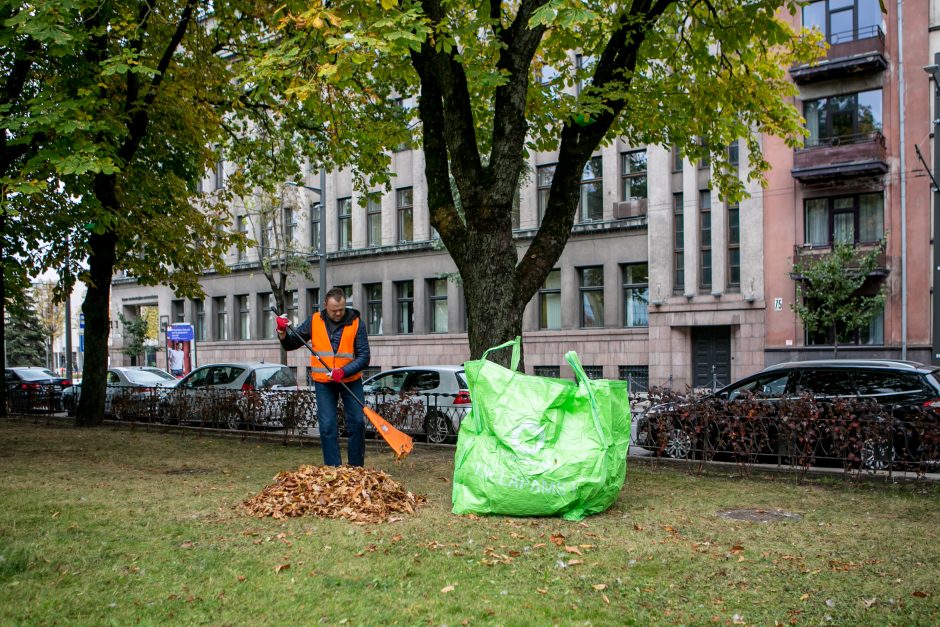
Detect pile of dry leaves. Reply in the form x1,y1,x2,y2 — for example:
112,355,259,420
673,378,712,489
242,464,423,524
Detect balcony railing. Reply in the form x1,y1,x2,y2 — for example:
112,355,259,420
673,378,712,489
791,25,886,84
792,131,888,182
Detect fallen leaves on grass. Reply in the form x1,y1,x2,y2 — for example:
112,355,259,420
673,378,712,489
241,465,424,524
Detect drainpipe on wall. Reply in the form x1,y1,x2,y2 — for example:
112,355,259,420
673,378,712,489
897,0,908,360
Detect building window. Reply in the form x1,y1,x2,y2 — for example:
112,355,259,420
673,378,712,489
700,190,712,290
673,193,685,293
582,366,604,380
214,297,228,341
579,156,603,222
538,269,561,330
365,283,383,335
236,294,250,340
285,207,297,243
286,289,298,325
802,0,882,44
397,187,413,243
213,160,224,190
579,266,604,328
621,150,647,200
367,196,382,247
428,279,448,333
804,193,883,247
534,365,560,378
672,146,684,172
727,140,740,175
338,197,352,251
728,204,741,288
807,304,884,346
171,299,185,324
396,281,414,334
537,164,555,223
575,53,595,96
236,215,248,261
307,288,320,313
804,89,882,147
618,365,649,393
261,293,275,339
622,264,649,328
194,299,205,341
310,202,321,252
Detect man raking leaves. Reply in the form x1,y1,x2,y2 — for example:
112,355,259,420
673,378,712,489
274,288,412,462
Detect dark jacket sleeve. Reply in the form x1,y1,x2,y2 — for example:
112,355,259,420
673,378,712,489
342,321,371,377
279,315,312,351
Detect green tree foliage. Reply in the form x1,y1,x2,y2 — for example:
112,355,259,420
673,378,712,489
791,241,887,357
255,0,821,364
5,299,46,367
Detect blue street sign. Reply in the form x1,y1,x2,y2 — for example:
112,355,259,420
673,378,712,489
167,323,194,342
79,313,84,329
79,334,84,353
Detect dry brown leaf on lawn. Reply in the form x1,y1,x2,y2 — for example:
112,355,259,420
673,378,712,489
274,563,290,573
579,544,596,550
532,543,546,549
592,584,607,591
602,594,610,605
565,546,583,556
567,559,584,566
730,545,745,553
537,588,548,595
800,593,810,601
663,525,678,534
633,523,644,531
550,533,566,546
441,584,456,594
236,575,246,582
912,591,928,598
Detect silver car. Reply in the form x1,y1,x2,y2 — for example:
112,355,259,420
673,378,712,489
362,365,470,443
63,367,177,418
161,362,311,430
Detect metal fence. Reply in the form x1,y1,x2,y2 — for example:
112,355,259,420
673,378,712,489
636,388,940,477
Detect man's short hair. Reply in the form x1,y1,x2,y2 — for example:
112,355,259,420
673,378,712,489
324,287,346,304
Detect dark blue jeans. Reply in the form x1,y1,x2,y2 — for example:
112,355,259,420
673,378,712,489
314,378,365,466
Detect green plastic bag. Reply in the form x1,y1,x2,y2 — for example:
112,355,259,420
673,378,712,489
452,337,630,521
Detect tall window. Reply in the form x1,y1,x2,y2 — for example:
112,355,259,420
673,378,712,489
307,288,320,313
365,283,383,335
575,54,595,95
338,197,352,250
428,279,448,333
673,193,685,292
621,150,647,200
213,160,225,190
728,140,740,175
367,196,382,247
579,156,603,222
397,187,413,242
804,89,882,147
286,289,298,324
672,146,684,172
261,293,275,339
236,295,250,340
619,365,650,393
194,299,205,341
538,269,561,330
537,164,555,223
807,304,884,346
579,267,604,328
236,215,248,261
214,297,228,341
310,202,321,251
171,299,185,324
284,207,297,243
700,190,712,290
727,204,741,288
802,0,882,44
396,281,414,334
804,193,883,246
622,264,649,328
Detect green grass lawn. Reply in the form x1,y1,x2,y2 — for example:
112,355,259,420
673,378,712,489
1,420,938,625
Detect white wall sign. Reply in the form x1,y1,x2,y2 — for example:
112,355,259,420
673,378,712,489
773,298,783,311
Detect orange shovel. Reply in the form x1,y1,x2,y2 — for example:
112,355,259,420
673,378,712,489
274,309,413,459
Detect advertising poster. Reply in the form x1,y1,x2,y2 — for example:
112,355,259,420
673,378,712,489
166,323,195,378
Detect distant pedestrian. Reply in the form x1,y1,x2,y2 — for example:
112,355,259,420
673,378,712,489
168,342,185,377
276,287,370,466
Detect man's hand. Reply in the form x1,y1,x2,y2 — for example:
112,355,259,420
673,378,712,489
330,368,345,382
275,315,290,334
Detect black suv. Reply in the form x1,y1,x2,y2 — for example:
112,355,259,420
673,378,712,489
638,359,940,469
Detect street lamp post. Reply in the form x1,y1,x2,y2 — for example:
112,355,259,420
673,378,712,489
287,168,328,307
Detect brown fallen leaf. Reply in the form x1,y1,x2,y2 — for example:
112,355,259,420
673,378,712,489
592,584,607,591
274,563,290,573
565,546,583,556
550,533,566,546
730,545,745,553
663,525,678,534
602,594,610,605
633,523,644,531
800,593,810,601
441,584,456,594
567,559,585,566
236,575,246,582
537,588,548,595
912,591,928,598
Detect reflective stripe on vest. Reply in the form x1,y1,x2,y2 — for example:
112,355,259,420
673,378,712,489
309,313,362,383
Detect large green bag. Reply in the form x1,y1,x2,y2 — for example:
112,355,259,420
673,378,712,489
452,338,631,521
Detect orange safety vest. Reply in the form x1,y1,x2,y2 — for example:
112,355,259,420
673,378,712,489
309,312,363,383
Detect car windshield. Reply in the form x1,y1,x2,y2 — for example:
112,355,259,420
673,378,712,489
142,368,177,381
124,370,176,385
456,371,467,389
255,367,296,388
15,369,56,381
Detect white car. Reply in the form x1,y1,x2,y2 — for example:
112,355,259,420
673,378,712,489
63,367,178,419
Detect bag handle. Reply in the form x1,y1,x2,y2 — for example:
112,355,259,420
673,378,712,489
481,336,521,371
565,350,608,447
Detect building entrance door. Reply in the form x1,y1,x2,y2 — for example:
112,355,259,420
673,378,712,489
692,326,731,390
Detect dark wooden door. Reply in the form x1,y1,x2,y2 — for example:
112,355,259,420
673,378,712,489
692,326,731,390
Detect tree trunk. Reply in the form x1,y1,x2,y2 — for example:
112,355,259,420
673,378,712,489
75,228,117,427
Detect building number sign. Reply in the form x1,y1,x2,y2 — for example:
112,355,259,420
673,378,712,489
773,298,783,311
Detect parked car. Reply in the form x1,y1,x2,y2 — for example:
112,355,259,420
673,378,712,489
362,365,470,443
638,359,940,469
160,362,309,430
6,367,72,412
63,367,179,418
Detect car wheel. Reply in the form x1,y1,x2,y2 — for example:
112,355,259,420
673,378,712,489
861,438,895,471
224,410,244,431
663,427,694,459
424,411,452,444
